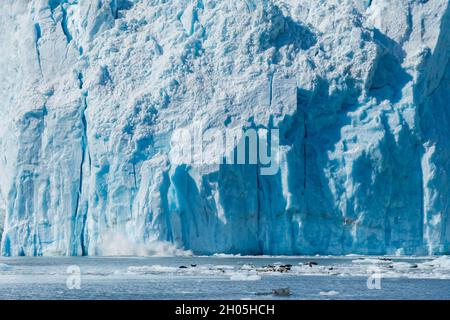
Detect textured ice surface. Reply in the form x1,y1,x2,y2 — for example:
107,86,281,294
0,0,450,256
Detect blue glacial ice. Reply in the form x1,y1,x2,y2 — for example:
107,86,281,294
0,0,449,256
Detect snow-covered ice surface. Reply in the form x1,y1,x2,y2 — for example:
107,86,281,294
1,256,450,299
1,0,450,257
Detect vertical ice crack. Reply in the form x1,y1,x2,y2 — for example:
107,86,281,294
132,161,137,189
111,0,120,19
399,2,413,46
303,113,307,192
256,160,263,254
420,144,427,254
34,23,43,75
77,72,84,90
269,74,274,106
48,1,72,43
73,86,89,256
60,3,73,43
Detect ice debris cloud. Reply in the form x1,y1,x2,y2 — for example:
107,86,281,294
0,0,450,256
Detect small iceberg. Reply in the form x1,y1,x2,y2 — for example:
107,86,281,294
319,290,339,296
127,265,178,274
229,272,261,281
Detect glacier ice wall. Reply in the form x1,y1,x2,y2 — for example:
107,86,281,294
0,0,449,256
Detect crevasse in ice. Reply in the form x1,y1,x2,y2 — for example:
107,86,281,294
0,0,449,256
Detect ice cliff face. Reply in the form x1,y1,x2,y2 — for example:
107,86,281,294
0,0,449,256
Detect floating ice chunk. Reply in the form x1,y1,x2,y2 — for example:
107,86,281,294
229,272,261,281
431,256,450,269
420,256,450,270
319,290,339,296
240,264,254,270
127,265,178,274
